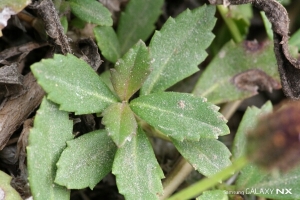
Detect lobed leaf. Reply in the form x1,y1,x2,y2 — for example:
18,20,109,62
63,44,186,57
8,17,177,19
112,126,164,200
130,92,229,141
31,54,118,115
117,0,164,55
193,40,280,104
102,102,137,147
55,130,117,189
27,98,73,200
0,170,22,200
141,5,216,95
111,40,150,101
69,0,112,26
94,26,121,63
172,138,231,177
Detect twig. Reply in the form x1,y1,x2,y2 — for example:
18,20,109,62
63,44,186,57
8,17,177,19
159,157,194,200
0,42,47,61
30,0,72,54
0,73,44,150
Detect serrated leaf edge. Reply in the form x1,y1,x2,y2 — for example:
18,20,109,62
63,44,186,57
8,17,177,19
143,5,216,94
131,96,229,141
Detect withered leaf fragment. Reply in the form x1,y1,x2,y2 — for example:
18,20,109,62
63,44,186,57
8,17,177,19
0,73,44,150
0,64,24,101
30,0,72,54
0,42,47,61
16,118,33,174
0,64,23,85
246,101,300,172
232,69,281,94
209,0,300,99
76,38,102,71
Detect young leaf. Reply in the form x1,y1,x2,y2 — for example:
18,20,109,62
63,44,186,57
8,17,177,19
94,26,121,63
193,40,280,104
0,170,22,200
229,4,252,26
31,54,118,115
117,0,164,55
55,130,117,189
112,126,164,200
102,102,137,147
196,190,228,200
130,92,229,141
27,98,73,200
260,11,273,40
172,138,231,177
69,0,112,26
141,5,216,95
111,40,150,101
209,4,252,56
232,101,273,159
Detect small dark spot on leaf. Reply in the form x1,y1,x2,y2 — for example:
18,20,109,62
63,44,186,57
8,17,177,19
177,100,186,109
243,40,265,53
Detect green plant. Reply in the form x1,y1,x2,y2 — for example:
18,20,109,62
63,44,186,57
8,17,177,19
29,4,232,199
0,0,298,199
